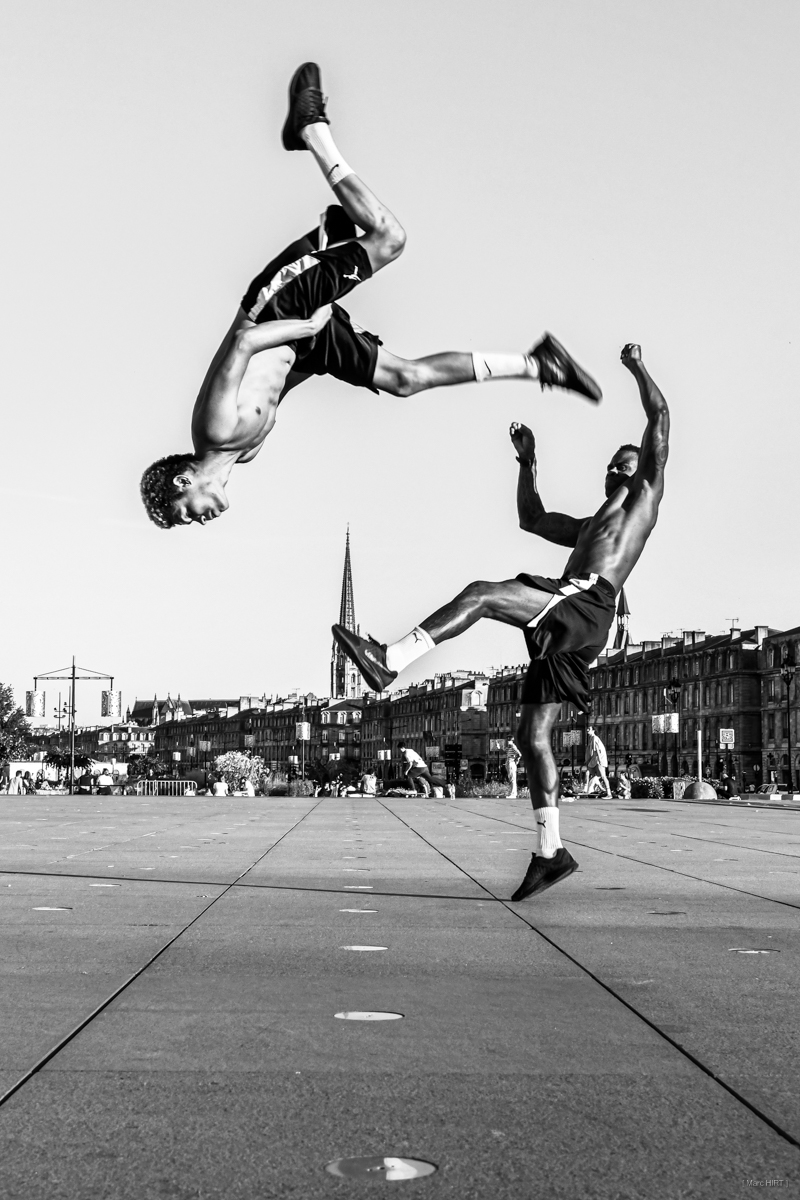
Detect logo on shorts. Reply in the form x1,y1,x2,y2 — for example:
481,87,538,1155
344,266,360,282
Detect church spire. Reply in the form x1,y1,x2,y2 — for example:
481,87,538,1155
613,587,630,649
331,526,362,698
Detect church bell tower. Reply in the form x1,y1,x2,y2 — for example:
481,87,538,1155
331,526,362,699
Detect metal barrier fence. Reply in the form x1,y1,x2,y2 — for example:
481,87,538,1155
135,779,197,797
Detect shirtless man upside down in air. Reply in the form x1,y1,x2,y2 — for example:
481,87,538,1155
140,62,601,528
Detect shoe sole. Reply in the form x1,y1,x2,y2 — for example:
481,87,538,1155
332,625,394,693
511,859,578,902
540,333,602,403
282,62,324,151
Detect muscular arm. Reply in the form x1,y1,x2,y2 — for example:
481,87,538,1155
510,422,585,547
200,307,332,443
622,344,669,495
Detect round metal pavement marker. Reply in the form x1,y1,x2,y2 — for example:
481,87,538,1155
340,945,387,951
326,1155,436,1181
335,1011,403,1021
729,948,780,954
339,909,377,913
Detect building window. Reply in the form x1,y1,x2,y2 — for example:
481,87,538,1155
642,691,648,713
768,712,775,740
768,678,776,701
727,682,734,704
703,685,710,706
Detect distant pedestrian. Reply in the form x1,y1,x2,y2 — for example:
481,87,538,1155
719,772,739,800
398,742,437,798
505,737,522,798
8,771,25,795
22,771,36,795
239,776,255,797
585,725,612,797
211,777,229,796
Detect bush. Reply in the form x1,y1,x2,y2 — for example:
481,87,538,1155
288,779,315,796
213,751,266,794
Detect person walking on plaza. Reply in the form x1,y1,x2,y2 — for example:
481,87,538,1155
585,725,612,797
399,742,437,798
140,62,601,529
334,344,669,900
505,737,522,798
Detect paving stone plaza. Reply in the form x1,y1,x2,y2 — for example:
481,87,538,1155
1,792,798,1197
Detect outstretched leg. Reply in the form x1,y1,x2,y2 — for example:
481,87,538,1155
331,578,554,693
371,342,601,400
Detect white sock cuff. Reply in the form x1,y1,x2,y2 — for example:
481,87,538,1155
327,162,354,187
534,807,562,858
472,352,490,383
413,626,435,651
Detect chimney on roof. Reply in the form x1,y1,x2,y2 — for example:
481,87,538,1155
755,625,769,647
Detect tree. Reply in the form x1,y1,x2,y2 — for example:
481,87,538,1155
213,751,267,793
0,685,33,764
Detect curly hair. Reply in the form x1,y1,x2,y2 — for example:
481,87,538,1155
140,453,196,528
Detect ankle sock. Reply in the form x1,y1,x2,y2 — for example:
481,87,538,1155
534,807,562,859
472,352,538,383
302,123,353,187
385,626,435,674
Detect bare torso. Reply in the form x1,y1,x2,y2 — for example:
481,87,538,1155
562,480,662,592
190,310,298,464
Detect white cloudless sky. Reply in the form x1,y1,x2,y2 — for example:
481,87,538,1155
2,0,798,721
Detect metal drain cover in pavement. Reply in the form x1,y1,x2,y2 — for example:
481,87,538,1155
326,1156,436,1180
729,948,780,954
335,1011,403,1021
595,887,625,890
340,945,386,951
648,911,686,915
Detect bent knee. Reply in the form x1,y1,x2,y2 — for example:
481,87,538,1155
386,360,425,397
370,215,406,266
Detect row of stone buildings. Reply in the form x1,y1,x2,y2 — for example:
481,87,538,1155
25,533,800,789
28,622,800,789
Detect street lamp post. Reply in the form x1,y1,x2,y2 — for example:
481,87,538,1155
32,658,115,795
667,677,681,776
780,648,796,791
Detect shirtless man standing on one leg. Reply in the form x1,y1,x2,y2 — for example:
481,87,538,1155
140,62,601,529
333,344,669,899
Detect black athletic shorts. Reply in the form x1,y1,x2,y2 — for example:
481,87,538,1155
240,237,379,380
516,574,616,709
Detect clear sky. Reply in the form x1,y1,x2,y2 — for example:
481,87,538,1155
2,0,798,723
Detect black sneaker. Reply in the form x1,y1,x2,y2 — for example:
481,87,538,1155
510,847,579,901
530,333,602,403
331,624,397,693
282,62,329,151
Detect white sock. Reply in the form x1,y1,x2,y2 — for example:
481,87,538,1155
472,352,538,383
302,123,353,188
385,626,435,674
534,807,562,859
